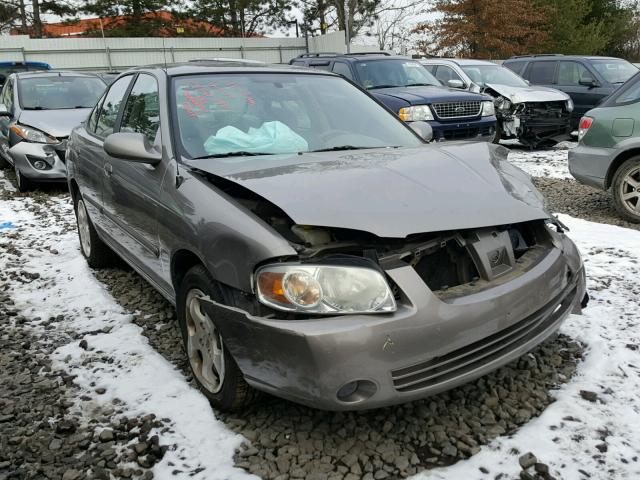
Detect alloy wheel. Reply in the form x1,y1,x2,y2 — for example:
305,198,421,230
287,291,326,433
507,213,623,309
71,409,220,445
185,289,225,393
619,166,640,215
76,199,92,258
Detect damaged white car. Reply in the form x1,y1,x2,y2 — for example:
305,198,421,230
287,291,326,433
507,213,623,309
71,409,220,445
421,59,573,147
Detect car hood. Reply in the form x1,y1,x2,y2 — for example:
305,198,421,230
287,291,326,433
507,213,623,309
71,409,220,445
373,86,488,104
188,143,549,238
18,108,91,138
484,83,569,103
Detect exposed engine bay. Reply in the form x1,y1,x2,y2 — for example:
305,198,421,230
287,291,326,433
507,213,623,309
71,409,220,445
486,87,572,148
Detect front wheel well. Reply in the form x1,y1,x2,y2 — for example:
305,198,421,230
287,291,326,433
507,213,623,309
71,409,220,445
605,148,640,189
171,249,206,293
68,179,80,203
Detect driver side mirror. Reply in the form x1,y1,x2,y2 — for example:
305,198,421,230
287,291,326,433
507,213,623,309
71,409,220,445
103,132,161,164
409,121,433,142
447,79,466,89
579,77,600,88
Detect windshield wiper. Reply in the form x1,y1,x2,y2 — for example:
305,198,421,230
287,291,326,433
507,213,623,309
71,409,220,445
193,151,274,159
367,84,402,90
308,145,378,153
405,83,436,87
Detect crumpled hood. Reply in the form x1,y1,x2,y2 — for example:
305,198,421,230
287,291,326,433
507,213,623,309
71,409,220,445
485,83,570,104
18,108,91,138
188,143,549,238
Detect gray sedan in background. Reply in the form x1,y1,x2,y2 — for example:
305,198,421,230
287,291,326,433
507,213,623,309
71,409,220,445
66,62,587,411
0,71,107,191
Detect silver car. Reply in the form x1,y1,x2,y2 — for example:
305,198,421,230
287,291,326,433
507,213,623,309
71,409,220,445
0,71,107,191
66,62,587,411
421,59,573,147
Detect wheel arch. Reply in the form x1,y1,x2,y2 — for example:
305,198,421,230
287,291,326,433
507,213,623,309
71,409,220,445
605,148,640,190
170,248,207,294
68,178,80,203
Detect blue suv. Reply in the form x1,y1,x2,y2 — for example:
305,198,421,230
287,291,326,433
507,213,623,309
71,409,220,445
291,53,497,142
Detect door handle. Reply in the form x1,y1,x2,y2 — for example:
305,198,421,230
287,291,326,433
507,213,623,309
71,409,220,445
103,163,112,178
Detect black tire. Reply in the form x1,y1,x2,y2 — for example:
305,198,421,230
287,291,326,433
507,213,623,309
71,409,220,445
612,156,640,223
14,165,33,192
0,152,9,170
177,265,257,411
74,195,116,267
492,122,502,144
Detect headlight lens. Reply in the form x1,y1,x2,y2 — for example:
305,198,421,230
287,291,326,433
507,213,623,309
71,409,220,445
481,100,495,116
256,264,397,314
398,105,434,122
566,98,574,112
10,124,58,144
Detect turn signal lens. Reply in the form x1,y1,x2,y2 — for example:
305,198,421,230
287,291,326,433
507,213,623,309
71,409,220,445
578,117,593,142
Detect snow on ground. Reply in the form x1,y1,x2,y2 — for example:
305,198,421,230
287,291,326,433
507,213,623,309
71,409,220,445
424,214,640,480
0,190,252,480
505,141,576,180
1,147,640,479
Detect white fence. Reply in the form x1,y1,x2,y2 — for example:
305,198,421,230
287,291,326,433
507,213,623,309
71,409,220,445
0,30,349,70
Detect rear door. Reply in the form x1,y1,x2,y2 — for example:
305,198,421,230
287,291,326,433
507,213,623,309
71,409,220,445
101,73,167,287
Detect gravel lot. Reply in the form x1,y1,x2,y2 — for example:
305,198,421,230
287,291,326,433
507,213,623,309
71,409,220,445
0,145,638,480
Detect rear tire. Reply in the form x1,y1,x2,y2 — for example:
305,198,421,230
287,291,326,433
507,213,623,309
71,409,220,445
177,265,257,411
612,156,640,223
74,196,116,267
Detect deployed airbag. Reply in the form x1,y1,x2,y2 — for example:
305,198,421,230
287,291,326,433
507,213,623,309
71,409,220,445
204,121,308,155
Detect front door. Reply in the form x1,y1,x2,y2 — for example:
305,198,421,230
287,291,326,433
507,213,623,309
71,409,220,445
0,78,15,163
101,73,167,289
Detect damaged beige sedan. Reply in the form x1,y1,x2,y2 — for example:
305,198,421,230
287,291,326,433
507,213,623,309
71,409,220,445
66,61,588,411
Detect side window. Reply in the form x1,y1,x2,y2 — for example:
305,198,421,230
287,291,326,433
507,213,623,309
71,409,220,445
505,61,526,75
1,79,14,111
291,60,306,67
557,61,592,85
87,94,105,133
434,65,463,84
528,61,557,84
94,75,133,138
331,62,354,80
423,64,436,74
119,74,160,140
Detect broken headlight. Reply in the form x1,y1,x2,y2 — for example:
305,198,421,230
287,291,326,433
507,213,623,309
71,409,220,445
255,264,397,314
493,96,512,112
398,105,434,122
565,98,574,112
481,101,495,116
10,124,59,144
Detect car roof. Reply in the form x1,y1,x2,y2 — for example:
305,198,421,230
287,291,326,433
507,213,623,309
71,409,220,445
506,55,623,62
421,58,497,67
125,61,338,77
293,53,406,63
14,70,104,80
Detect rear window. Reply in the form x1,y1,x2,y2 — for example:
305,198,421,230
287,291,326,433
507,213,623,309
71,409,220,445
527,61,557,84
601,72,640,106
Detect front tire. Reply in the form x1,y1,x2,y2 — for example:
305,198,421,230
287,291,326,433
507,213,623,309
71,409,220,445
612,156,640,223
14,165,33,192
74,196,116,267
177,265,257,411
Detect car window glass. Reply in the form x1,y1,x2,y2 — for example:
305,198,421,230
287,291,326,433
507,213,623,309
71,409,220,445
120,74,160,140
614,77,640,104
173,73,422,159
505,61,525,74
355,59,441,89
94,75,133,138
422,64,436,74
331,62,353,80
591,59,638,84
1,79,13,111
528,61,556,84
557,61,591,85
87,94,105,133
434,65,463,85
18,76,106,110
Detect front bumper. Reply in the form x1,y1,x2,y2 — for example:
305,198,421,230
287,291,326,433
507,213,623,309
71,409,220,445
568,143,614,190
500,110,571,146
9,140,67,182
428,115,497,142
203,240,586,411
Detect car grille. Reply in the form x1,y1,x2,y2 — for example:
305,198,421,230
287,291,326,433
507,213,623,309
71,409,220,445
432,101,482,119
390,284,577,392
442,126,493,141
